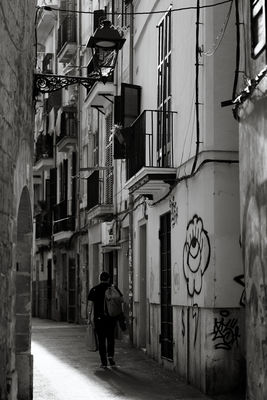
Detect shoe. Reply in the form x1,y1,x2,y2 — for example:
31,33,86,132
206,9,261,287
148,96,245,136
108,357,116,366
100,364,108,369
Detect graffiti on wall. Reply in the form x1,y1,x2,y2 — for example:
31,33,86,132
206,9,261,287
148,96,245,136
169,196,178,228
181,308,185,340
192,303,200,347
242,182,267,396
233,274,246,307
181,304,199,347
183,215,211,296
211,310,240,350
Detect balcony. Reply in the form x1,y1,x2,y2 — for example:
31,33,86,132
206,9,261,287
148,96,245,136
35,212,52,248
53,200,75,243
57,15,77,63
124,110,177,200
86,170,114,221
34,133,54,171
56,108,77,152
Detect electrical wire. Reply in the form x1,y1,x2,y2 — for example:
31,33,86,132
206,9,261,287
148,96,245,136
232,0,240,102
190,0,201,176
39,0,233,16
149,158,239,207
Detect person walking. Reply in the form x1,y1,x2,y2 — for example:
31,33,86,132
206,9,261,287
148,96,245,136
87,271,123,368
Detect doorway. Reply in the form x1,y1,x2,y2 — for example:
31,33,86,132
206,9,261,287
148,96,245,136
139,224,147,349
159,212,173,360
68,257,76,322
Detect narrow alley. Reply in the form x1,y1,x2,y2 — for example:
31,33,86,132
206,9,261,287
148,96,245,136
32,319,243,400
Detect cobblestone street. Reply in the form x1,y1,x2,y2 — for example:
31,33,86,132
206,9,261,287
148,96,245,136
32,319,244,400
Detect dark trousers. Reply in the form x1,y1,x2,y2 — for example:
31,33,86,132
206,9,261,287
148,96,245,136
94,317,116,365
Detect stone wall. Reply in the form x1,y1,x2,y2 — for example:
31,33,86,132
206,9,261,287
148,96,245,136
0,1,36,399
240,97,267,400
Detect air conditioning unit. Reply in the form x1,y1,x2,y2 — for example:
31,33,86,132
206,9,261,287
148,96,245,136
102,222,116,245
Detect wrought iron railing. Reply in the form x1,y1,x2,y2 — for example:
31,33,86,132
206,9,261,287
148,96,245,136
86,170,113,211
53,200,75,234
125,109,176,180
57,14,77,55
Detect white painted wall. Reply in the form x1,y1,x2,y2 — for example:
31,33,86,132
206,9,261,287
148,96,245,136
128,0,243,394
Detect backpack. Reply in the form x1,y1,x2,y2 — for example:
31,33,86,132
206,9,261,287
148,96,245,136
104,285,123,317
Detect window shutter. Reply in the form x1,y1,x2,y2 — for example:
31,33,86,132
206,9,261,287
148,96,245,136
71,151,77,216
121,83,141,127
49,168,57,208
45,179,50,206
87,171,99,209
113,84,141,159
63,159,68,202
105,113,113,204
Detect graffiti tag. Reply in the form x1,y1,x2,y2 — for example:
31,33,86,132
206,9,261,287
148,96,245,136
211,310,240,350
169,196,178,228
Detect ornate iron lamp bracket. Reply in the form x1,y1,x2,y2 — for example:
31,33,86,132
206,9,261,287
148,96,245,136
34,73,104,94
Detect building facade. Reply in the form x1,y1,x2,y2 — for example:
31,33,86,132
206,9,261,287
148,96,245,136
0,1,36,399
235,1,267,398
33,0,246,396
122,0,243,395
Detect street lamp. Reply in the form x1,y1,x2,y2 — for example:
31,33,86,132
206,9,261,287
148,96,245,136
87,19,125,81
34,19,126,94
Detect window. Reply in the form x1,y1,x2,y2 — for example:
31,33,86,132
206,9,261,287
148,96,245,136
157,9,172,167
251,0,266,58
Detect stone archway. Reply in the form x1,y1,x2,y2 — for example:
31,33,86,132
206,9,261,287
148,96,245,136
16,186,33,400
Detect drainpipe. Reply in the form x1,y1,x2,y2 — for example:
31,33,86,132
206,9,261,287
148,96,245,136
128,1,134,344
76,0,82,323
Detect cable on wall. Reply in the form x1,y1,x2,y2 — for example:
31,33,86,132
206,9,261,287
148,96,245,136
149,158,239,207
231,0,241,118
190,0,201,176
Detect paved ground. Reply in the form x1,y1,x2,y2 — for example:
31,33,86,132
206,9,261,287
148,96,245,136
32,318,245,400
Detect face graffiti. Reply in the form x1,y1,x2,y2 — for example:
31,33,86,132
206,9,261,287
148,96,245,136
183,215,211,297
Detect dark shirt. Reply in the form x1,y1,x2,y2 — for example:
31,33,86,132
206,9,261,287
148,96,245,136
88,282,110,320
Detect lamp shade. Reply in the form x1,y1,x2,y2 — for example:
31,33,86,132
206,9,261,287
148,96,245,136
87,20,126,51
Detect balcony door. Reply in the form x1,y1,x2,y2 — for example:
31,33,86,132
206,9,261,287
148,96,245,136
157,9,172,167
